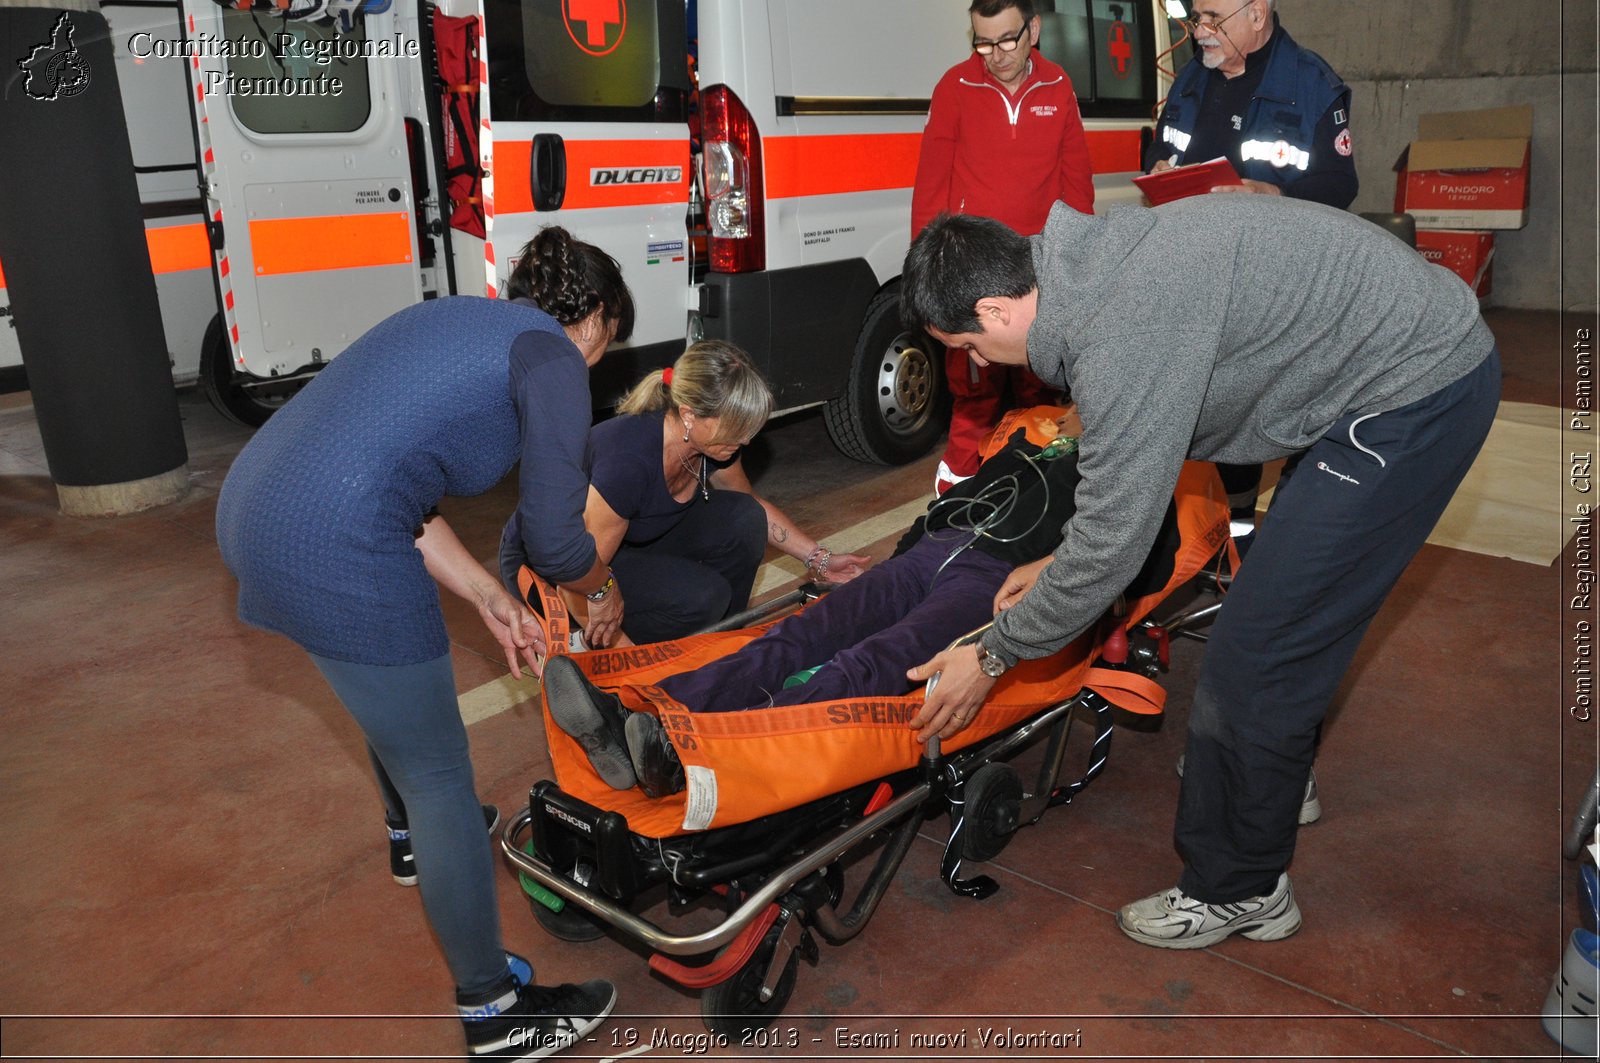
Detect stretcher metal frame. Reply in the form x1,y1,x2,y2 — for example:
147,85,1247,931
500,569,1225,1034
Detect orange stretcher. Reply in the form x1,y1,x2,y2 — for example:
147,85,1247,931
501,410,1234,1036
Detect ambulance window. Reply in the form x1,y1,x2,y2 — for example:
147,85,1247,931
1035,0,1155,119
220,11,372,134
1035,10,1093,90
1089,1,1149,104
483,0,689,122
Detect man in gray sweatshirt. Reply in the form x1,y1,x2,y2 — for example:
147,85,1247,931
899,195,1499,948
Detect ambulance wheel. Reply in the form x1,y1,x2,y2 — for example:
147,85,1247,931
824,286,947,465
699,922,799,1039
960,763,1024,862
200,316,303,427
529,894,607,943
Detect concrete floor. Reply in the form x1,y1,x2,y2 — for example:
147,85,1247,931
0,308,1593,1060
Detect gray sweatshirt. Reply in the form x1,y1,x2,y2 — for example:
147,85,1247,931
985,195,1495,665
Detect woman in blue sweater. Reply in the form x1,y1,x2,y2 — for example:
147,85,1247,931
216,227,631,1060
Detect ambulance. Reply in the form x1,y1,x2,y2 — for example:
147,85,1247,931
0,0,1185,462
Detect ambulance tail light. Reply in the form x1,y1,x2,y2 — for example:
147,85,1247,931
701,84,765,273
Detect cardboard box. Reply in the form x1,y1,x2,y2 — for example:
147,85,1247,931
1415,229,1495,301
1393,106,1532,230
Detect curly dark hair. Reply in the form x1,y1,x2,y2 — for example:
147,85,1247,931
504,226,636,342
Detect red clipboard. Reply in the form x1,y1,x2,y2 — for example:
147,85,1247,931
1132,156,1243,205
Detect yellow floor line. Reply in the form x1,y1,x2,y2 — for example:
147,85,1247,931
749,495,932,597
458,671,540,726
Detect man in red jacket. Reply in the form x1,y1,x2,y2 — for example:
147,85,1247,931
912,0,1095,496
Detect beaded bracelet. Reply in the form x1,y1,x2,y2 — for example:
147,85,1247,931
585,571,615,602
805,545,832,579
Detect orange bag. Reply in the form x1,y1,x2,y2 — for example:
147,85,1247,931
523,419,1228,839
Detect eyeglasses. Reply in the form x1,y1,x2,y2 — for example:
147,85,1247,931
1183,0,1253,35
972,24,1030,55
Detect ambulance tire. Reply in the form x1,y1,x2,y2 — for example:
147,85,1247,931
824,286,947,465
699,921,800,1039
200,316,302,427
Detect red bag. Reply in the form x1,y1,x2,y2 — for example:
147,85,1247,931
433,12,484,238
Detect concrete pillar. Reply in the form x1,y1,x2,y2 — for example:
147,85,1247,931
0,0,189,515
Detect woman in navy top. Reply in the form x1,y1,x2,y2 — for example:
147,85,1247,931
573,341,870,645
216,228,630,1058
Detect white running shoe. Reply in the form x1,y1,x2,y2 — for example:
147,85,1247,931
1117,872,1302,949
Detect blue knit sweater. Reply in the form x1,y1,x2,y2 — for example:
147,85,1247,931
216,297,597,665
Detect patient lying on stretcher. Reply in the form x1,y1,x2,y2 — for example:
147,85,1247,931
543,407,1180,799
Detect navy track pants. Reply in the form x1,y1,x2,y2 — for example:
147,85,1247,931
1176,349,1501,902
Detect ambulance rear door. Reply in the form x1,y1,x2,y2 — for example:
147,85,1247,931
478,0,693,405
180,0,432,417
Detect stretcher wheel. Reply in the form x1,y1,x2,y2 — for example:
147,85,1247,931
699,922,800,1038
961,763,1024,862
529,894,607,942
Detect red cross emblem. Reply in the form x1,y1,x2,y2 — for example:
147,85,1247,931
1106,20,1132,78
564,0,627,57
1274,143,1289,162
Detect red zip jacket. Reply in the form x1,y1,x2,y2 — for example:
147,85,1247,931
912,49,1095,237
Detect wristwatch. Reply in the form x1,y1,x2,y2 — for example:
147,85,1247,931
975,640,1009,678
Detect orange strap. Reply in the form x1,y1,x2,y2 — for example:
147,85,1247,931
1083,666,1167,716
518,566,571,661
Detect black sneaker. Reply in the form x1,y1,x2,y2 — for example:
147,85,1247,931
388,804,501,886
458,975,617,1059
542,657,636,790
624,712,685,798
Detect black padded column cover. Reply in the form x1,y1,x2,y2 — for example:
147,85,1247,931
0,4,187,492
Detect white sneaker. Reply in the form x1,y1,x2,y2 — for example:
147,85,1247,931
1176,754,1322,825
934,460,972,497
1117,872,1302,949
1299,768,1322,824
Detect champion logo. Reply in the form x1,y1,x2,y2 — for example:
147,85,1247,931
1316,461,1361,485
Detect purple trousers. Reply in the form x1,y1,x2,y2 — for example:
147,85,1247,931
658,534,1013,713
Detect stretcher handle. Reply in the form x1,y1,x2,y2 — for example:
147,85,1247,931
922,623,993,698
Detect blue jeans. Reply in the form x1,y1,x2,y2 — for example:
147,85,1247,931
1175,349,1502,902
309,652,507,995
